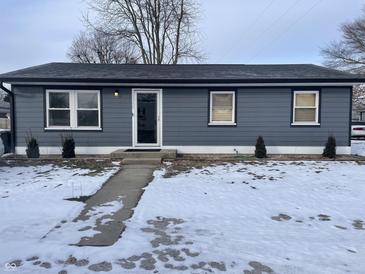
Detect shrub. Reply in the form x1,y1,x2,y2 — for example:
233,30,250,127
25,134,40,158
62,135,75,158
322,135,336,159
255,136,267,158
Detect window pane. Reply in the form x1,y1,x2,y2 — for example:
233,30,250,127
78,92,98,108
77,110,99,127
296,93,316,107
212,94,233,122
295,108,316,122
49,92,69,108
49,110,70,126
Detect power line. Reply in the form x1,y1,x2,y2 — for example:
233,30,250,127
247,0,324,63
243,0,276,36
221,0,275,62
243,0,302,57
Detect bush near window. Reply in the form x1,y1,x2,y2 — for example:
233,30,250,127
255,136,267,158
322,136,336,159
62,135,75,158
25,134,40,159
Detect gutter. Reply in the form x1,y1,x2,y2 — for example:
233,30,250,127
0,82,15,153
4,81,360,88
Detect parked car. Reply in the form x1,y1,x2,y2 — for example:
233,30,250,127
352,122,365,139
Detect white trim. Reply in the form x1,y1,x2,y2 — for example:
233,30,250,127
16,146,129,155
209,91,236,124
44,127,102,131
46,89,101,130
15,145,352,155
292,90,319,124
46,90,71,128
208,122,237,126
9,82,360,87
291,122,320,126
163,146,352,155
132,88,162,147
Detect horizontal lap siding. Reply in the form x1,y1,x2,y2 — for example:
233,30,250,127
14,85,350,148
14,86,132,147
163,87,350,146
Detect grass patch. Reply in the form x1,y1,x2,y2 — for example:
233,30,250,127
0,159,120,176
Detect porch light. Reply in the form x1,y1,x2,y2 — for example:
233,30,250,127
114,90,119,97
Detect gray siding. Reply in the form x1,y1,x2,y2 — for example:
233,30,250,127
14,86,132,147
14,85,351,148
163,87,351,146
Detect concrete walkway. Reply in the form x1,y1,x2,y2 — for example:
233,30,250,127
75,164,158,246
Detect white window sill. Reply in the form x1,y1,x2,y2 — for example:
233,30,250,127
291,122,320,126
45,127,102,131
208,122,236,126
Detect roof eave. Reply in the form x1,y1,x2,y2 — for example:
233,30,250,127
1,77,365,85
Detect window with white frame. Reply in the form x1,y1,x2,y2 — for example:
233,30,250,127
46,90,101,129
292,90,319,125
209,91,236,125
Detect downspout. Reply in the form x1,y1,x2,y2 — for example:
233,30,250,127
0,82,16,153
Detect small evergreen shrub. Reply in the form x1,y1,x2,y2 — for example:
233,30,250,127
255,136,267,158
62,135,75,158
25,134,40,158
322,135,336,159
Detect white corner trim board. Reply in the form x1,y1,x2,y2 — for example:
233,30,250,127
15,146,352,155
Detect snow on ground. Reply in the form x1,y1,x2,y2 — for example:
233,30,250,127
0,162,119,272
352,140,365,156
1,160,365,273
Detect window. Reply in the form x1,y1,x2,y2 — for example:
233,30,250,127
292,90,319,125
46,90,101,130
209,91,236,125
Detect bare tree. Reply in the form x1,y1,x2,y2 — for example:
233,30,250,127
84,0,203,64
321,7,365,107
0,90,9,103
68,30,138,64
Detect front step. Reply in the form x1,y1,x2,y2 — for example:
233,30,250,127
121,157,162,165
111,149,176,160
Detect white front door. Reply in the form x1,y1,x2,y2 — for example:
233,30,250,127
132,89,162,147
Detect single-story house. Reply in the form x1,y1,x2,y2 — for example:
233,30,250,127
0,62,363,155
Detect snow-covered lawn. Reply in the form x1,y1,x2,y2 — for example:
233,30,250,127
0,161,120,272
1,160,365,273
352,140,365,156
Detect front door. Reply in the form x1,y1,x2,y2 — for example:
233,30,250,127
132,89,162,147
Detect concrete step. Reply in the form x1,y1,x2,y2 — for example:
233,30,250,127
110,149,176,160
121,157,162,165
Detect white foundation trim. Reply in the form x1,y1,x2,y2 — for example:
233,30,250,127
15,145,352,155
163,146,351,155
15,146,130,155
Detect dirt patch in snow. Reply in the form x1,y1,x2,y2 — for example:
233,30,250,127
244,261,274,273
114,217,231,272
0,159,119,176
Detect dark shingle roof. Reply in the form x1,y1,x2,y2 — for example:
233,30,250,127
0,62,363,84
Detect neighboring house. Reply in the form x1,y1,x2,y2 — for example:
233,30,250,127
0,62,363,155
352,97,365,122
0,100,10,129
353,107,365,122
0,100,10,118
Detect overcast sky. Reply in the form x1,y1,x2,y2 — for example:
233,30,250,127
0,0,364,72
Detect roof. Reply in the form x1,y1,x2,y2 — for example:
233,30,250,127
0,62,363,84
